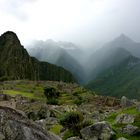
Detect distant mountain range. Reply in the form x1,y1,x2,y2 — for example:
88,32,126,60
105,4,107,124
86,34,140,99
87,55,140,99
0,31,76,82
28,40,86,83
2,30,140,99
85,34,140,81
105,34,140,58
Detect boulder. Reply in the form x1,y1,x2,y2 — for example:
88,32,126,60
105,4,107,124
91,111,105,122
120,96,133,108
67,136,82,140
136,103,140,112
0,106,61,140
80,121,115,140
27,106,51,121
117,137,128,140
115,114,135,124
121,124,139,135
35,117,58,130
0,132,5,140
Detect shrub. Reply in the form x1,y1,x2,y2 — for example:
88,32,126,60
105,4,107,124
44,86,60,99
60,111,84,135
74,96,84,105
47,98,59,105
50,124,63,135
63,130,75,140
27,111,38,121
60,111,94,138
81,119,93,128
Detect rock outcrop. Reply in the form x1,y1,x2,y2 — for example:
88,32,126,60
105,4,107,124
117,137,128,140
120,124,139,135
136,103,140,112
80,121,115,140
67,137,82,140
120,96,133,108
115,114,135,124
0,106,61,140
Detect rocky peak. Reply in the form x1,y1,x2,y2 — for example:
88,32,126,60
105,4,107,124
114,34,134,44
1,31,18,39
0,31,20,46
0,31,75,82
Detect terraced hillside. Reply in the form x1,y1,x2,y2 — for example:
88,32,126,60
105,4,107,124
0,80,140,140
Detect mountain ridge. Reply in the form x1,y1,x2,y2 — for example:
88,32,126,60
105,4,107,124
28,40,85,83
87,55,140,99
0,31,76,82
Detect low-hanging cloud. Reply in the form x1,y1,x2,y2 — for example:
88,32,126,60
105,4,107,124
0,0,140,48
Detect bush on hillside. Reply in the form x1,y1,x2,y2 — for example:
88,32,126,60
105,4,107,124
60,111,93,139
44,86,60,99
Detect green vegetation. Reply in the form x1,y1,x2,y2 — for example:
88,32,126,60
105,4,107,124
1,79,140,140
60,111,84,130
60,111,93,139
3,90,40,99
2,81,46,100
1,80,95,106
44,86,60,105
87,56,140,99
50,124,63,135
106,107,140,140
63,129,75,140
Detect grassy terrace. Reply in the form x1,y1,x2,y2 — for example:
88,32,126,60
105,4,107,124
3,90,44,100
1,80,94,105
1,80,45,100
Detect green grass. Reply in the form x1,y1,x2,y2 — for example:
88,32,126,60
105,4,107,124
87,56,140,99
106,112,118,124
49,124,63,135
106,107,140,124
3,90,45,100
122,107,140,115
106,107,140,140
1,80,95,106
115,133,140,140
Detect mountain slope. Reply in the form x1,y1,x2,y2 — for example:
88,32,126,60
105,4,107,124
105,34,140,58
28,40,85,83
85,34,140,82
0,31,76,82
87,55,140,99
85,47,131,82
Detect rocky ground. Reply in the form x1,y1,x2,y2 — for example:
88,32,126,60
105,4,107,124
0,80,140,140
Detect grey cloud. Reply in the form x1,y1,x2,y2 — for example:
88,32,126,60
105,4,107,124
0,0,37,21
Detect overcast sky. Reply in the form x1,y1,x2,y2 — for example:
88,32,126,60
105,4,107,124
0,0,140,48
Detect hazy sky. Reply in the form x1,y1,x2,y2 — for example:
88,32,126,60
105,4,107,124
0,0,140,48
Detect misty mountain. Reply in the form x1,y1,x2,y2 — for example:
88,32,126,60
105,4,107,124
28,34,140,84
105,34,140,58
0,31,76,82
87,55,140,99
86,34,140,82
85,46,131,83
28,40,86,83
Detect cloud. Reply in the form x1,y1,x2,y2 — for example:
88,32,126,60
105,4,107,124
0,0,140,48
0,0,37,21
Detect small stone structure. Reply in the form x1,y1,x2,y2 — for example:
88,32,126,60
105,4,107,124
104,97,120,107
